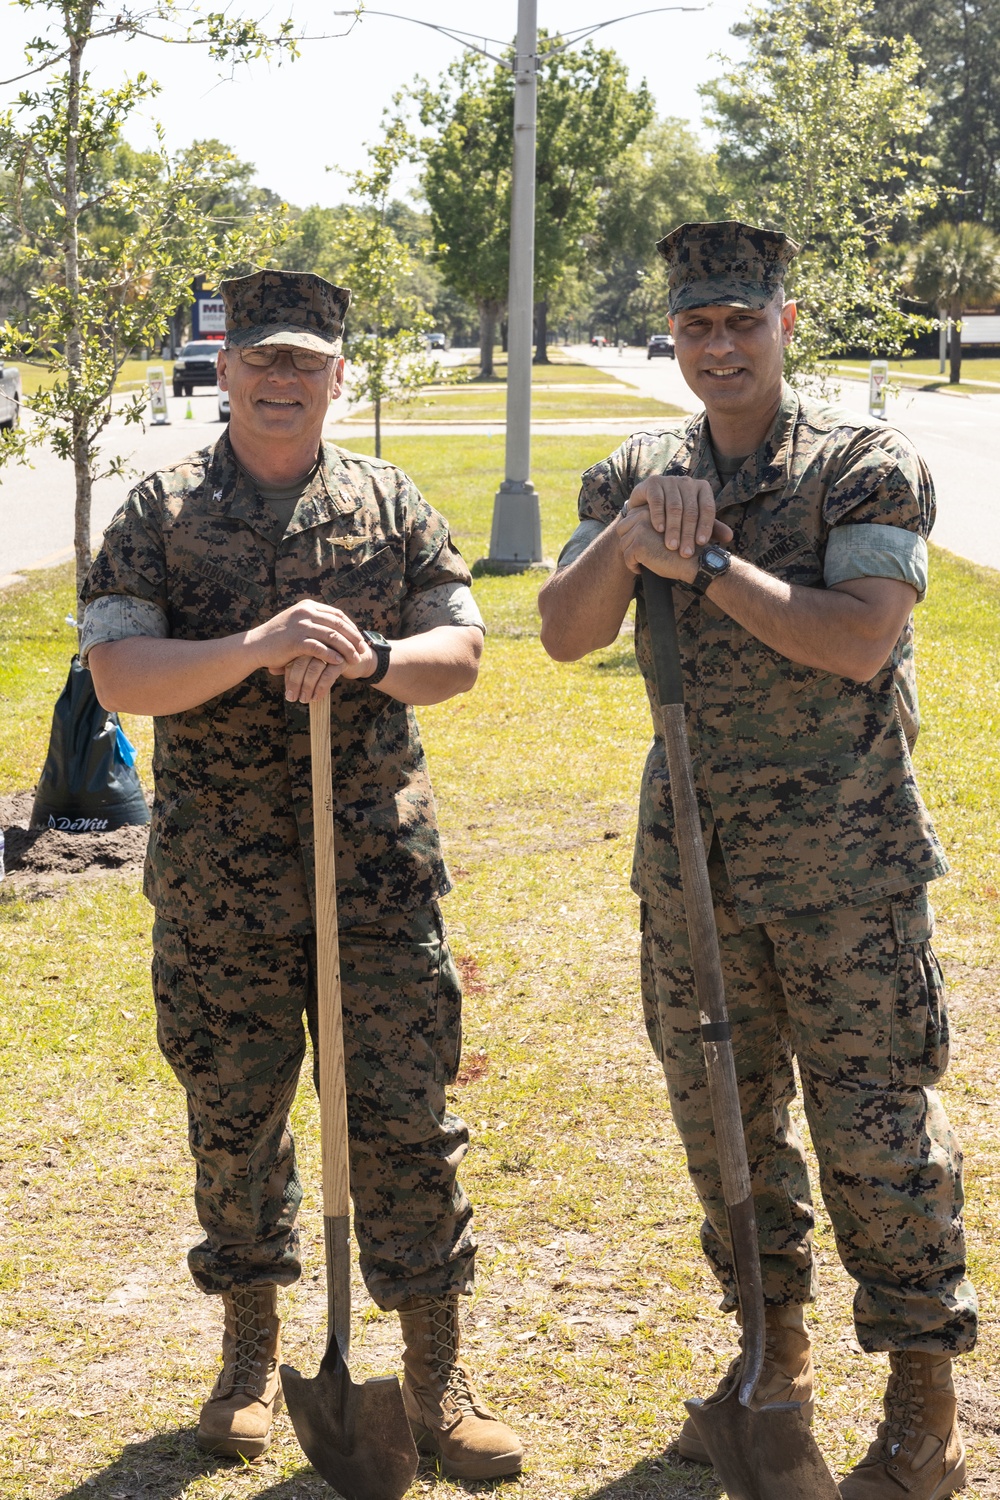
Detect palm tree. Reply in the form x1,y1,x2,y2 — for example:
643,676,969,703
908,222,1000,384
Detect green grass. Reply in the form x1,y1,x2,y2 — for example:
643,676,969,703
453,352,620,385
833,357,1000,394
12,358,176,399
1,439,998,1497
359,389,685,424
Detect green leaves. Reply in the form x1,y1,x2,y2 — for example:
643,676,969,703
704,0,938,379
0,2,296,604
334,115,438,454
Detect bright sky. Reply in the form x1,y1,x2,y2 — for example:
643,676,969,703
0,1,748,209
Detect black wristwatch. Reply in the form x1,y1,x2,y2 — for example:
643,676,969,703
691,543,732,595
361,629,392,685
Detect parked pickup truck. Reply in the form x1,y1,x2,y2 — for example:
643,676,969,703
0,362,22,429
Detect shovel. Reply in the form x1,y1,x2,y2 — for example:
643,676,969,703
280,692,419,1500
640,567,839,1500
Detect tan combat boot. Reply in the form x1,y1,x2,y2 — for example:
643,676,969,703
840,1351,966,1499
197,1285,283,1460
398,1295,524,1479
678,1304,814,1463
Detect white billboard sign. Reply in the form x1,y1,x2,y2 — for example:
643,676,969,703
198,298,226,334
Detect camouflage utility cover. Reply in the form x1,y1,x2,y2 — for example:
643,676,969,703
656,220,800,314
221,269,351,354
82,435,470,935
577,384,947,922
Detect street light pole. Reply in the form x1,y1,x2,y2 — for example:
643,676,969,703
489,0,542,571
336,6,702,573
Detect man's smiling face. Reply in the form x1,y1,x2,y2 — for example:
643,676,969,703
217,346,345,448
670,295,796,422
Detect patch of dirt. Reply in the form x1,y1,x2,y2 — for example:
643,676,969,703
1,789,149,887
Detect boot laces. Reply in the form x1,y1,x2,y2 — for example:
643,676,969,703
427,1301,477,1416
881,1358,924,1458
229,1287,270,1392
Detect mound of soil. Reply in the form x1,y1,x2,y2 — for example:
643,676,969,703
1,790,149,886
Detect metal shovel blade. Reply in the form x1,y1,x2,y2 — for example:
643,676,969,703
684,1383,840,1500
282,1339,418,1500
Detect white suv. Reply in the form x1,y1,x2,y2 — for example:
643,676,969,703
0,362,22,430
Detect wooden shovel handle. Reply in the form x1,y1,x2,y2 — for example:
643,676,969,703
310,694,351,1220
641,567,765,1401
639,568,751,1206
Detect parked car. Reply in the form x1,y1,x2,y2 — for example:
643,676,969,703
647,333,675,360
590,334,607,347
427,331,446,350
217,388,230,423
0,361,22,430
172,340,222,397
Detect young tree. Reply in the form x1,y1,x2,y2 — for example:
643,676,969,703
590,115,722,343
418,37,651,374
908,221,1000,383
703,0,937,381
418,54,511,378
338,117,438,459
530,40,651,362
0,1,298,613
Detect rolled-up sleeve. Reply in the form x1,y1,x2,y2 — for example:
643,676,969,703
824,523,929,601
79,595,170,667
556,518,610,570
399,581,486,636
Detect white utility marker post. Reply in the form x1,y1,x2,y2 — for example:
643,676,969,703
489,0,544,571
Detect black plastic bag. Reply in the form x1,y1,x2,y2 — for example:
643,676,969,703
30,656,150,831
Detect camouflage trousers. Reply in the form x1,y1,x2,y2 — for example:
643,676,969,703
640,838,977,1354
151,903,475,1309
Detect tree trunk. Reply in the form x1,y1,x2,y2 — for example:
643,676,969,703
478,300,500,378
533,299,550,364
949,301,962,385
500,318,508,354
65,26,88,620
375,393,382,459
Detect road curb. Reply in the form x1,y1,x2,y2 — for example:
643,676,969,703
0,546,74,593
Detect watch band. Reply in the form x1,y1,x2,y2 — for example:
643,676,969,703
361,630,391,685
691,544,732,595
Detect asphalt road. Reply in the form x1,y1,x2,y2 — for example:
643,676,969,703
570,344,1000,573
2,348,998,581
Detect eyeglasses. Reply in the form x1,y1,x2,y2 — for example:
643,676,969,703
238,347,333,372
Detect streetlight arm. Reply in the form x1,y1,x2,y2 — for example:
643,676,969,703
333,10,509,64
334,6,705,68
540,7,705,57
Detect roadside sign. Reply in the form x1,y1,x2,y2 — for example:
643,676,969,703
190,298,223,337
868,359,889,419
147,365,170,425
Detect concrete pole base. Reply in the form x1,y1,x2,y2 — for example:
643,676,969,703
484,480,553,573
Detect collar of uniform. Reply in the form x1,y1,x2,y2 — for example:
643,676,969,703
723,383,798,506
688,381,798,506
208,435,364,541
281,443,365,538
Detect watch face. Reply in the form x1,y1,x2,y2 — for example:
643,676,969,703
703,546,728,569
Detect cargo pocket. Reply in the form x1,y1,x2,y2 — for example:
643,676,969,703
639,902,666,1065
890,886,949,1087
151,917,221,1104
433,906,463,1086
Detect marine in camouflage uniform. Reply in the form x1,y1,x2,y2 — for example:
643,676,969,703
81,270,524,1478
538,223,975,1498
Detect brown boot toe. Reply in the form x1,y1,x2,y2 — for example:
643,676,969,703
839,1352,967,1500
197,1285,282,1462
399,1296,524,1480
